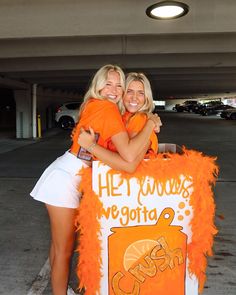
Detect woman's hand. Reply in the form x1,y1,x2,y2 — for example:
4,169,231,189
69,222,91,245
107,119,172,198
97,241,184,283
147,113,162,133
78,126,96,149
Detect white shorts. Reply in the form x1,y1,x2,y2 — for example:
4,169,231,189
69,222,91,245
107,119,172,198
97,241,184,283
30,151,88,208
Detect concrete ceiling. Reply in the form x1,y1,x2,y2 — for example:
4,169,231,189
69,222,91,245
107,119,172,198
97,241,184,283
0,0,236,99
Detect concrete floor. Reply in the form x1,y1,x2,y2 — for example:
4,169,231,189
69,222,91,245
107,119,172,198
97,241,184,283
0,111,235,295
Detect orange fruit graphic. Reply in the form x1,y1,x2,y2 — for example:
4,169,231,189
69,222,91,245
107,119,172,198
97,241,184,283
123,239,159,271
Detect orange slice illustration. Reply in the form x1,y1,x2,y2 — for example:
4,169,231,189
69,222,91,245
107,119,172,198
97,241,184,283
123,239,159,271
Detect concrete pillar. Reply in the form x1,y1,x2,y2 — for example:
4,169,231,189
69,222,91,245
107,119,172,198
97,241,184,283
14,89,32,138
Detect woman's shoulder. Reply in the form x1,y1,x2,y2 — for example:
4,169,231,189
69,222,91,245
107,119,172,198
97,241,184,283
123,111,148,125
125,112,148,132
131,112,148,122
87,97,117,109
81,98,120,121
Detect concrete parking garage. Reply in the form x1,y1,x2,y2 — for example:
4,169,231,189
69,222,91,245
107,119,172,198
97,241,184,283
0,112,235,295
0,1,236,294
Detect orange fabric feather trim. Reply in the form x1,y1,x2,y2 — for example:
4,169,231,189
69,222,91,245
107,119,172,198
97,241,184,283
75,167,103,295
75,149,218,294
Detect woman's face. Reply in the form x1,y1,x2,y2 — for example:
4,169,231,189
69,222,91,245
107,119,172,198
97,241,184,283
123,81,145,113
99,70,123,104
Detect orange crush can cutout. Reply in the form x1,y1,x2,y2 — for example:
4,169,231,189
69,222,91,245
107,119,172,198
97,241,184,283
109,208,186,295
92,161,198,295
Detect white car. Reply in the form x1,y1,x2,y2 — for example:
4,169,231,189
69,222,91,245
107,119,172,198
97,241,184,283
55,102,81,129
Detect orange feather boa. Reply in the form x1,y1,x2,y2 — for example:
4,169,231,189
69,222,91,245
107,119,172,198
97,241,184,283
75,148,218,294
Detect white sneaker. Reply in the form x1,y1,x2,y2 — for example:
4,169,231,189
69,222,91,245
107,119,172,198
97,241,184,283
67,285,76,295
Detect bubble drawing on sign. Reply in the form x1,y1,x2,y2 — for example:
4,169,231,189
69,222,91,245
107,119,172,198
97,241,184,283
109,208,187,295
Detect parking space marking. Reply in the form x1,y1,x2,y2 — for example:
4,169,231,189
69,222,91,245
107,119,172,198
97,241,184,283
27,258,50,295
27,258,77,295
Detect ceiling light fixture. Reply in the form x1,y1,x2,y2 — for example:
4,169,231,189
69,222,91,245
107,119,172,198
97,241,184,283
146,1,189,20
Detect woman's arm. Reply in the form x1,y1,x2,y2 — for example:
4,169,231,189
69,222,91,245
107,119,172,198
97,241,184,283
78,127,150,173
90,142,149,173
78,113,161,168
111,113,161,162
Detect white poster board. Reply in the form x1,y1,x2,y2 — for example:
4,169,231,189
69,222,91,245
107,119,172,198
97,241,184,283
92,161,199,295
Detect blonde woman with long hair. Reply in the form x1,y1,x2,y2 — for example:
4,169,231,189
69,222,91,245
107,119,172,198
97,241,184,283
30,65,160,295
77,71,161,171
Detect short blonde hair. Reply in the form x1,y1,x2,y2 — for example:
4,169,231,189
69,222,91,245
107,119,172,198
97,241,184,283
78,64,125,118
125,72,154,113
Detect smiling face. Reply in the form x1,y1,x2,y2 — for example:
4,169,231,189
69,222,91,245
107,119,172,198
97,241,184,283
123,80,146,113
99,70,123,104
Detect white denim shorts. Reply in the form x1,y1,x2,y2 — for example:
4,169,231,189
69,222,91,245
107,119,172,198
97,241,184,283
30,151,88,208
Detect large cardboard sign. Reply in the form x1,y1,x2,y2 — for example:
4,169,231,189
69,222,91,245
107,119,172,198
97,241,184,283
92,162,198,295
76,152,218,295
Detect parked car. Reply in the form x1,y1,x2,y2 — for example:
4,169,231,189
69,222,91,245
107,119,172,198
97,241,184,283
220,108,236,120
200,104,232,116
194,100,223,114
190,102,202,113
55,102,81,129
174,100,199,112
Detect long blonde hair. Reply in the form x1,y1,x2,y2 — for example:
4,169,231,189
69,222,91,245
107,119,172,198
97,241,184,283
125,72,154,113
78,64,125,119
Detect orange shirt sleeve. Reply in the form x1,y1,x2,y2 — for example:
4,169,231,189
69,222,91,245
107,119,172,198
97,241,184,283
125,112,158,154
70,99,126,156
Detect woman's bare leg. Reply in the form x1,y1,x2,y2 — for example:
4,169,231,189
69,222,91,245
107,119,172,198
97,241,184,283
49,241,55,268
46,204,77,295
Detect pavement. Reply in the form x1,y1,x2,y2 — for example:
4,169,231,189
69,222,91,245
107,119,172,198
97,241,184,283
0,112,235,295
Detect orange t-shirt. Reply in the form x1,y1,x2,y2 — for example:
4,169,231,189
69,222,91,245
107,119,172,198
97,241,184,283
122,112,158,157
70,98,126,159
